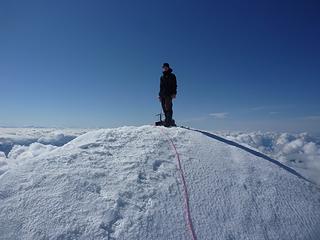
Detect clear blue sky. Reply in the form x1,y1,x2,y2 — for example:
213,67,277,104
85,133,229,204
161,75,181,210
1,0,319,133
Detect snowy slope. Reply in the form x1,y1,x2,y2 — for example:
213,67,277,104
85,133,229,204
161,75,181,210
219,131,320,185
0,126,320,240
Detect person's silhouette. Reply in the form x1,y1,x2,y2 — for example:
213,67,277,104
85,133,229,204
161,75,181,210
158,63,177,127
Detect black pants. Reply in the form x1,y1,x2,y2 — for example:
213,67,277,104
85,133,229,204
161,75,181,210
160,96,173,124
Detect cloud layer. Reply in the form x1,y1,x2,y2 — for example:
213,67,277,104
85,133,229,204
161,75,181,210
220,131,320,184
209,112,228,119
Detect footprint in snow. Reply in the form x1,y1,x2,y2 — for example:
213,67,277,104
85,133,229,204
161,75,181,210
79,143,102,149
152,160,164,171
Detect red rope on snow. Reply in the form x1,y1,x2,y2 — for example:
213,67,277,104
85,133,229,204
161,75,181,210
159,127,198,240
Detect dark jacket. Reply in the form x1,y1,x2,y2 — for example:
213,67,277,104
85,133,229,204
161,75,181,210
159,68,177,97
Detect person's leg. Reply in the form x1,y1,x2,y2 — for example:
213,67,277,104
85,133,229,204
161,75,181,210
161,97,167,122
164,97,173,126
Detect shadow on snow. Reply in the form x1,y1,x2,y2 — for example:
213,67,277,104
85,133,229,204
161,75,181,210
182,127,316,186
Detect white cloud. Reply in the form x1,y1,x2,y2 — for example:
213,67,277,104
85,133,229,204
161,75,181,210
251,106,266,111
0,128,88,156
250,104,294,112
221,131,320,184
269,111,279,115
303,115,320,121
209,112,228,119
8,143,57,161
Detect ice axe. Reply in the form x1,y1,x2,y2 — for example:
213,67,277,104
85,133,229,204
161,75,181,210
155,112,164,126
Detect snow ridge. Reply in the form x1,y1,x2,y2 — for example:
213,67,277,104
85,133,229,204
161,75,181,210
0,126,320,239
190,127,316,186
159,127,197,240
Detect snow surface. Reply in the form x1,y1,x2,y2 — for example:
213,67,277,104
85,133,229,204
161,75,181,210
219,131,320,184
0,126,320,239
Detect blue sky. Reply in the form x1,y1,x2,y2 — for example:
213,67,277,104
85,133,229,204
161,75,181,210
1,0,319,133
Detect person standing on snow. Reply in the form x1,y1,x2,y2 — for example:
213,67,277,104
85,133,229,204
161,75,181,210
158,63,177,127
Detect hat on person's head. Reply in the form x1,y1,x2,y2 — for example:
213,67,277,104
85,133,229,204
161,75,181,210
162,63,170,68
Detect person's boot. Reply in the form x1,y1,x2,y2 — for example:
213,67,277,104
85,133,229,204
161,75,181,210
166,110,175,127
164,116,176,127
171,119,176,127
164,118,171,127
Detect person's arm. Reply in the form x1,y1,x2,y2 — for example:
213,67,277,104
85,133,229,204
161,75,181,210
158,76,163,100
171,75,177,98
